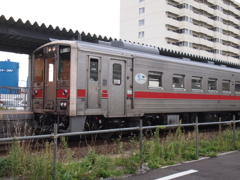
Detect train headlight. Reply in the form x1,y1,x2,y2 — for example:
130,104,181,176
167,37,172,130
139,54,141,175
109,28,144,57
47,46,56,53
32,90,38,96
60,102,67,107
62,89,68,96
60,101,68,110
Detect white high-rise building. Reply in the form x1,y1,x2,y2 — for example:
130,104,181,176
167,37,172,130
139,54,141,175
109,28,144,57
120,0,240,64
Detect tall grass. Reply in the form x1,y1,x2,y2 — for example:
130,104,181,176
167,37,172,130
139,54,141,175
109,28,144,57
0,126,239,180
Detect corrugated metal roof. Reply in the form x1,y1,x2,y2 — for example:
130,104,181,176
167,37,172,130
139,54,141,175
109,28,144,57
0,14,239,68
0,15,114,54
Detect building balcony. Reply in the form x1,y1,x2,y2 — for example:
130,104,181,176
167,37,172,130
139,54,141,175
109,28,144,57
166,5,180,15
227,36,240,45
199,16,214,25
226,46,240,55
214,42,224,49
215,10,228,20
214,20,222,27
208,0,215,5
166,18,180,27
199,38,214,47
199,3,214,15
199,26,214,37
216,0,225,7
227,26,239,35
213,54,223,61
228,15,238,24
228,5,239,16
197,50,214,58
166,31,180,40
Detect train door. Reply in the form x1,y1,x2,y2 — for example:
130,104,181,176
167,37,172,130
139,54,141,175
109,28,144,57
108,60,126,116
87,57,101,109
44,56,57,110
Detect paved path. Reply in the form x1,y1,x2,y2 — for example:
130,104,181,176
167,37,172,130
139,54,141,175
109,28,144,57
120,151,240,180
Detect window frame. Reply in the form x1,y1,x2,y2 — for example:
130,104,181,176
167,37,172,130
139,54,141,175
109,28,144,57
138,31,144,38
191,76,202,92
208,78,217,92
235,81,240,93
172,74,185,91
139,19,145,26
89,58,99,82
222,80,230,92
139,7,145,14
112,63,122,86
148,71,163,90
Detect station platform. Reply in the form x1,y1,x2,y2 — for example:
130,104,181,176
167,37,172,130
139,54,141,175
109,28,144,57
0,110,33,120
0,110,33,138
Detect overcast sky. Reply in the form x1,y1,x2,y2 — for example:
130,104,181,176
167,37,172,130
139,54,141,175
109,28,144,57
1,0,240,84
0,0,120,84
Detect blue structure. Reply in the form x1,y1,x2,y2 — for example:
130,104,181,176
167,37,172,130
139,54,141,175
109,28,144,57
0,59,19,94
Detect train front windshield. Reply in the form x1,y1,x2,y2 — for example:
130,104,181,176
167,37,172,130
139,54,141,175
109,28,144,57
32,45,71,113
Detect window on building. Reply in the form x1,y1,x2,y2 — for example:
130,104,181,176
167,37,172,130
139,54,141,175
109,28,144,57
148,71,162,88
178,41,188,47
222,80,230,91
178,28,188,34
235,82,240,92
173,74,184,88
139,7,145,14
208,78,217,90
192,77,202,89
214,38,219,43
178,3,189,9
139,31,144,38
178,16,188,21
213,49,219,54
139,19,145,26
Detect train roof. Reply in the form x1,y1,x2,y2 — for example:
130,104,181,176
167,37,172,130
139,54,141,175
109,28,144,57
73,40,240,73
42,39,240,73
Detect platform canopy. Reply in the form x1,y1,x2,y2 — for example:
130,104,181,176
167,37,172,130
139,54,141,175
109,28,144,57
0,15,114,54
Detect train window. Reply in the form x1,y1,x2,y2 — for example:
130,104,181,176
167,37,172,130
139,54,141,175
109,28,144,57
59,46,70,80
33,56,44,82
235,82,240,92
173,74,184,88
191,77,202,89
48,58,54,82
113,63,122,85
148,71,162,88
222,80,230,91
208,78,217,90
90,59,98,81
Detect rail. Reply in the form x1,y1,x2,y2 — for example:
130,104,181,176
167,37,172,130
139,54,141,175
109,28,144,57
0,115,239,180
0,86,29,110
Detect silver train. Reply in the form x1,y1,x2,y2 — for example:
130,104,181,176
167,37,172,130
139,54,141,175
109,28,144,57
32,40,240,134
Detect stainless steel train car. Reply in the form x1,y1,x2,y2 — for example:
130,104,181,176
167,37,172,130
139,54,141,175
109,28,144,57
32,40,240,135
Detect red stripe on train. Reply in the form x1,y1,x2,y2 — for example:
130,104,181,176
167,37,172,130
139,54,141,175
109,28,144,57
134,91,240,101
77,89,85,98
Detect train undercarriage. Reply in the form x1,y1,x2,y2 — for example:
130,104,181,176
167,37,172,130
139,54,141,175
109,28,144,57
33,111,238,138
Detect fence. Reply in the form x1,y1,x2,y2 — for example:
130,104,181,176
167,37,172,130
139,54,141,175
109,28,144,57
0,86,29,109
0,115,239,180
